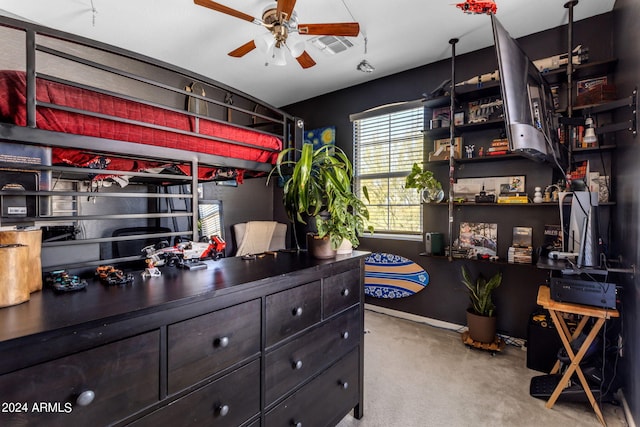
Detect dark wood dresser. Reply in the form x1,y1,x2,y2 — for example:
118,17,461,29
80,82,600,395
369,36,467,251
0,251,366,427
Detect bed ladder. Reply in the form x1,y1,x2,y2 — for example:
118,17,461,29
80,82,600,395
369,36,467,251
161,184,193,243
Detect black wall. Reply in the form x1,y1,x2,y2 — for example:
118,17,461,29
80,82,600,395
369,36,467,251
613,0,640,423
281,10,638,423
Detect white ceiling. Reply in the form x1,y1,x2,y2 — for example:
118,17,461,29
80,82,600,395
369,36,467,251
0,0,615,108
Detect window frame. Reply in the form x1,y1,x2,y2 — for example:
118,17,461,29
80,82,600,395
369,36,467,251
351,100,425,236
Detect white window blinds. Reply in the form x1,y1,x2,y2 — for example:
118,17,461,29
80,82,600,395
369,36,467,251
352,103,424,234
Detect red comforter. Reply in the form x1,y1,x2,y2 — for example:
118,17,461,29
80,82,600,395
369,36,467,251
0,71,282,177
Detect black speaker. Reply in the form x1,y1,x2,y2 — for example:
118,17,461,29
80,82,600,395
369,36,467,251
526,310,563,373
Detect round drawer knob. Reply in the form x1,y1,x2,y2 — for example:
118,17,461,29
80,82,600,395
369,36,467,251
293,360,303,370
218,336,230,348
292,307,303,316
339,381,349,390
76,390,95,407
341,288,350,297
218,404,230,417
341,331,349,340
292,422,302,427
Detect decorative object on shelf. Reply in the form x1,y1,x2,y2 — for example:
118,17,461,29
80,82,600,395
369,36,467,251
429,137,462,161
454,176,524,202
465,144,475,158
543,184,561,202
404,163,444,203
364,253,429,299
575,76,616,106
269,143,373,257
533,187,543,203
461,266,502,343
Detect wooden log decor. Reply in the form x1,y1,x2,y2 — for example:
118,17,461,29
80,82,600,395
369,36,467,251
0,229,42,292
0,243,30,307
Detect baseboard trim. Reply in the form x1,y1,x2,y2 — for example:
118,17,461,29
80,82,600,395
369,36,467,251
364,304,464,332
619,389,636,427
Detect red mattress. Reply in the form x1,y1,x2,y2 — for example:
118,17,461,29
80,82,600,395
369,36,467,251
0,71,282,174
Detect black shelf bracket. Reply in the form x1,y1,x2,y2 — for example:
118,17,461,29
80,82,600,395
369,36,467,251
587,87,638,137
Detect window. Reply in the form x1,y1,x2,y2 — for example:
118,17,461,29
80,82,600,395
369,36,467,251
352,102,424,234
198,200,224,239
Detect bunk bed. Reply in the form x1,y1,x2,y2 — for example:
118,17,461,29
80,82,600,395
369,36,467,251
0,14,300,270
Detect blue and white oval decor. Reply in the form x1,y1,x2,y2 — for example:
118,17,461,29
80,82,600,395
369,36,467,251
364,252,430,299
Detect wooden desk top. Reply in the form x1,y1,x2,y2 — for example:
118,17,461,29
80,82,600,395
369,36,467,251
537,285,619,319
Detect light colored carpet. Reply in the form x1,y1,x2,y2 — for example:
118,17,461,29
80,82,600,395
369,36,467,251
337,309,629,427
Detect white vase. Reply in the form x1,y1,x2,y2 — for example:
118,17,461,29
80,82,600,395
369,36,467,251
336,238,353,255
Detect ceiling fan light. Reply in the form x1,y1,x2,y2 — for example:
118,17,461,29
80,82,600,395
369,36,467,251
272,46,287,66
290,40,306,58
255,32,275,53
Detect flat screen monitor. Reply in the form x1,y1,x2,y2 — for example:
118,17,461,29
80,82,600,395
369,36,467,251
491,15,559,163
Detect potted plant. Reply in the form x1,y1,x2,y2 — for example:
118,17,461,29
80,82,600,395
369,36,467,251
460,266,502,343
269,142,373,258
404,163,444,203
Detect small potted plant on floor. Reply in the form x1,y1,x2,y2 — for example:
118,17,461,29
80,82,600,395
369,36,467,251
269,142,372,258
461,266,502,343
404,163,444,203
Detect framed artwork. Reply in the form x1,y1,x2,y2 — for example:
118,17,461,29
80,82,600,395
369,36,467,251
453,176,525,201
304,126,335,151
458,222,497,257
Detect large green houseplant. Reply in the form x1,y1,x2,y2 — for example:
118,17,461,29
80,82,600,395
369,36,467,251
461,266,502,343
269,143,372,256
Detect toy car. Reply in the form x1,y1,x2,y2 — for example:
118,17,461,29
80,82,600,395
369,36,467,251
96,265,135,286
46,269,88,292
142,235,226,268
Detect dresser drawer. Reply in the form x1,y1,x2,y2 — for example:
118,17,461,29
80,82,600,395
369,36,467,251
168,299,261,394
266,281,322,347
323,268,360,318
0,331,159,427
132,359,260,427
265,306,360,405
265,348,360,427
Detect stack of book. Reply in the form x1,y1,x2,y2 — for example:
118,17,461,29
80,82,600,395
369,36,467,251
508,226,533,264
486,138,509,156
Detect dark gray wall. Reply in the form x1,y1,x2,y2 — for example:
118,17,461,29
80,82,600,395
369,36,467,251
283,9,638,424
284,13,616,337
613,0,640,423
201,177,280,255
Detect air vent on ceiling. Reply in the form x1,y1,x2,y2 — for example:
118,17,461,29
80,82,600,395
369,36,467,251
308,36,355,55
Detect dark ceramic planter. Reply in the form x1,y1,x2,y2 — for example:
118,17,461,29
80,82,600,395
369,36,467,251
306,233,336,259
466,309,497,343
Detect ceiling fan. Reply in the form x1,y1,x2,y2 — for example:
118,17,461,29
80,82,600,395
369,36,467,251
194,0,360,69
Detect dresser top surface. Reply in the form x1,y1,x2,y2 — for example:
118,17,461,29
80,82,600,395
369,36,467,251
0,251,366,344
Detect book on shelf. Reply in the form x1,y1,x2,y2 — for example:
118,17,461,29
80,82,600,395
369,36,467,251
512,226,532,248
541,224,562,257
497,194,529,204
508,246,533,264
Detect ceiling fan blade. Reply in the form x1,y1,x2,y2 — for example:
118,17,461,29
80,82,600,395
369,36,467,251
228,40,257,57
296,51,316,69
194,0,256,23
297,23,360,37
277,0,297,21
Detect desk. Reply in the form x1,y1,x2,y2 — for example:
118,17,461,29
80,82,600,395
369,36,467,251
536,285,619,426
